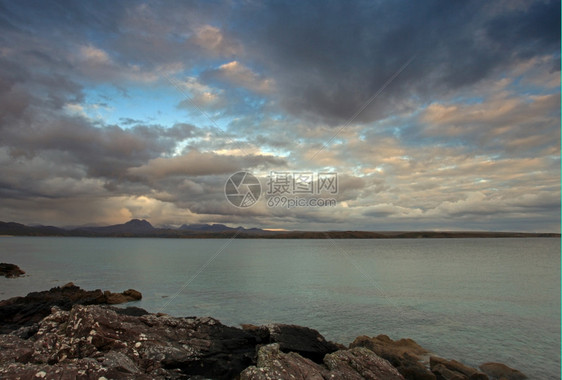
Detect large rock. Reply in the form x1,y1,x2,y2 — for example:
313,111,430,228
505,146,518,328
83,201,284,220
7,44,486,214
324,347,406,379
264,323,344,362
0,304,258,379
0,283,142,333
351,334,435,380
479,362,527,380
240,343,329,380
430,356,488,380
0,263,25,278
241,343,405,380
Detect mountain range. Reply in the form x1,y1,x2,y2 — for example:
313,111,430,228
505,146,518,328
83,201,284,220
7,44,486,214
0,219,269,237
0,220,559,238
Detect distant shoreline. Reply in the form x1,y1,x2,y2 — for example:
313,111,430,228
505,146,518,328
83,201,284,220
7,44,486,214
1,219,559,239
0,231,558,239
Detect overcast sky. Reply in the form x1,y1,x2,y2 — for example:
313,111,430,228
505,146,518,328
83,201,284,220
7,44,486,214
0,0,559,231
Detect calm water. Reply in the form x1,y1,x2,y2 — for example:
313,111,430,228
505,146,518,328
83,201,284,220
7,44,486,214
0,237,559,378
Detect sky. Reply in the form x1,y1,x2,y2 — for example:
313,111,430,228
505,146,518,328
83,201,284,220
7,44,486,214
0,0,559,232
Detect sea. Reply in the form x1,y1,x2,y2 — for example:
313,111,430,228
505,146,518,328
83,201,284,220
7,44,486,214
0,237,559,378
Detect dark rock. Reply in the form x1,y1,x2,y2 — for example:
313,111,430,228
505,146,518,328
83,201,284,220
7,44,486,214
114,306,150,317
0,284,142,333
0,304,259,379
351,334,435,380
0,263,25,278
430,357,488,380
432,363,468,380
240,343,405,380
479,362,527,380
264,323,344,362
241,323,270,343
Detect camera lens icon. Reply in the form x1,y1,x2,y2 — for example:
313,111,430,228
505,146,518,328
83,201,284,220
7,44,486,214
225,171,261,208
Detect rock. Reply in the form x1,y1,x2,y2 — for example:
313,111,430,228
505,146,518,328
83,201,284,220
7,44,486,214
0,285,528,380
0,284,142,333
0,304,258,379
0,263,25,278
241,343,328,380
479,362,527,380
123,289,142,301
324,347,406,379
351,334,435,380
430,357,488,380
432,363,467,380
264,323,344,362
241,343,405,380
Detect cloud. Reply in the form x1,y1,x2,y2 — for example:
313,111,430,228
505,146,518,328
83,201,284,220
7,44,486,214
204,61,275,94
229,0,560,124
190,25,242,57
128,151,286,180
0,0,558,232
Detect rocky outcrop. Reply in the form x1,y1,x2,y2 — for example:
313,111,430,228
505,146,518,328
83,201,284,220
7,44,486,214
430,356,488,380
0,263,25,278
479,362,528,380
241,343,405,380
0,286,529,380
0,304,258,379
351,334,435,380
0,283,142,334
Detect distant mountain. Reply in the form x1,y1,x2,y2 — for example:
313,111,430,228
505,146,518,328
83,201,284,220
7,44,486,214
0,220,559,238
72,219,155,235
179,223,237,232
0,221,67,236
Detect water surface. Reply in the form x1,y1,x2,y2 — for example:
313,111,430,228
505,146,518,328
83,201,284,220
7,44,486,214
0,237,559,378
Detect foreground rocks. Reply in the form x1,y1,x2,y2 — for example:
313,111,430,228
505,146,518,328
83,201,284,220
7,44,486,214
0,283,142,334
0,263,25,278
351,334,434,379
0,287,528,380
241,343,405,380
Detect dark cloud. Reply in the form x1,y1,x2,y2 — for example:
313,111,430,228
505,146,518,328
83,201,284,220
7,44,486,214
230,0,560,124
0,0,558,231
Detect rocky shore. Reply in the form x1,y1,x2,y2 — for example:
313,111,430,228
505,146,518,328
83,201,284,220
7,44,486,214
0,285,527,380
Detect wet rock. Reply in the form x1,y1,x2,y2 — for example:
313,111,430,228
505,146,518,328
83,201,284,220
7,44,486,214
0,284,142,333
479,362,527,380
240,343,405,380
351,334,435,380
0,263,25,278
430,356,488,380
264,323,344,362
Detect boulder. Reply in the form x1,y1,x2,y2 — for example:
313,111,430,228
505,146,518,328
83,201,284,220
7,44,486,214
430,357,488,380
324,347,406,379
241,343,328,380
351,334,435,380
240,343,405,380
0,304,258,379
0,284,142,333
264,323,344,362
0,263,25,278
479,362,527,380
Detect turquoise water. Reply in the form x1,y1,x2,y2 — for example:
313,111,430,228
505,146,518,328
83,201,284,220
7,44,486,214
0,237,559,378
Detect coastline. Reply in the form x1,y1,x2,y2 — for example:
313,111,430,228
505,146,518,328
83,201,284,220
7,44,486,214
0,284,528,380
